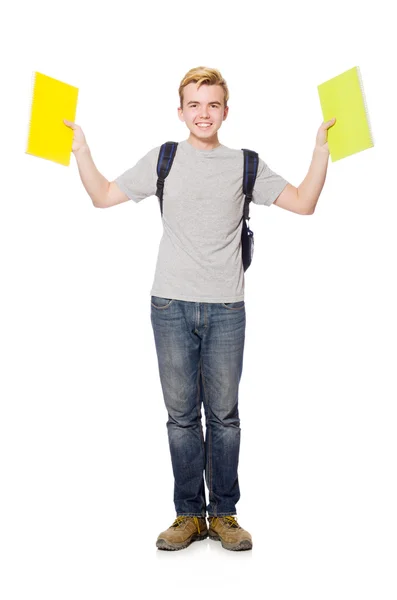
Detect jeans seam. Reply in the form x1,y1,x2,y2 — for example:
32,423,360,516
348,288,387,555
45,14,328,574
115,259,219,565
201,357,214,514
196,363,206,514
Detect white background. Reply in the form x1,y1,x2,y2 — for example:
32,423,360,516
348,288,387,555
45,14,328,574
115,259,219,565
1,0,396,598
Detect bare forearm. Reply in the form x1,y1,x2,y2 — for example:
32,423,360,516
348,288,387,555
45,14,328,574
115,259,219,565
297,148,330,214
73,145,110,208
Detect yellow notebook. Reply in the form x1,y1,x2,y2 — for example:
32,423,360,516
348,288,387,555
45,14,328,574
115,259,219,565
317,66,374,162
26,72,79,166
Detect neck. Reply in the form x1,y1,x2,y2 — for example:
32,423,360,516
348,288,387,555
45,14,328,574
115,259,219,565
186,132,221,151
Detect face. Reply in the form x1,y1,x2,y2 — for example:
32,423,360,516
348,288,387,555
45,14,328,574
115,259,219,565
178,82,229,145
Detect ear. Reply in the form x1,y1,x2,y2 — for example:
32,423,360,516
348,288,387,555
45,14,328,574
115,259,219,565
223,106,229,121
177,107,185,122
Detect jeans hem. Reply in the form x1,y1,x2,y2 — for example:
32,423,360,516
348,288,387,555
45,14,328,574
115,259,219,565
207,512,237,517
176,513,206,518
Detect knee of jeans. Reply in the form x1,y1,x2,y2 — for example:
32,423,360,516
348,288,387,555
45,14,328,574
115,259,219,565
166,410,203,428
208,409,240,428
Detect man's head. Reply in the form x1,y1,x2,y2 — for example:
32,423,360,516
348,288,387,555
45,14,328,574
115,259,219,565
178,66,229,147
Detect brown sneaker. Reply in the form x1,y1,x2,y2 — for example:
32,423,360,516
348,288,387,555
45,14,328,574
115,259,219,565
156,516,208,551
208,516,253,551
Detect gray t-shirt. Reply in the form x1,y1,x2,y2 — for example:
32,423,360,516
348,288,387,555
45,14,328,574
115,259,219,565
115,140,289,303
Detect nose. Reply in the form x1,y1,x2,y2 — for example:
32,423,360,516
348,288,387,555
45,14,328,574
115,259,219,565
199,106,210,118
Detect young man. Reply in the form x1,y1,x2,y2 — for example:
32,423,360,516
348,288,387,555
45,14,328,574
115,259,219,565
64,66,335,552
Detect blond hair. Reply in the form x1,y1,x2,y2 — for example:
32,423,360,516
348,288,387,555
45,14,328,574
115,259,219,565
178,66,229,108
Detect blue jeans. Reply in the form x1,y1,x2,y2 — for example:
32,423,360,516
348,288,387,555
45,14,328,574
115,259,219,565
150,296,246,517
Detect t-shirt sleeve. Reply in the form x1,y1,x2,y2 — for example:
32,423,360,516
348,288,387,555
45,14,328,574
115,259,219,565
114,146,160,203
252,157,289,207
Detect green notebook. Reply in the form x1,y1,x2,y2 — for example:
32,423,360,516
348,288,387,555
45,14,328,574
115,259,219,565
317,66,374,162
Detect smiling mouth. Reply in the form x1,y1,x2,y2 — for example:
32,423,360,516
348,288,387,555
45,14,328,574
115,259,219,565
196,123,212,128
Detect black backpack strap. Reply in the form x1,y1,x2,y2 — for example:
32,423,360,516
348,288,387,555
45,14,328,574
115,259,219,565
241,148,259,221
156,142,178,217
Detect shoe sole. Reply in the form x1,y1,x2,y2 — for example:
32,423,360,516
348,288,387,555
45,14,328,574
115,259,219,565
208,531,253,551
156,531,208,551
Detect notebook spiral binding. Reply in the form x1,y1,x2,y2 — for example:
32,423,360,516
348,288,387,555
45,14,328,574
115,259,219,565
356,66,374,147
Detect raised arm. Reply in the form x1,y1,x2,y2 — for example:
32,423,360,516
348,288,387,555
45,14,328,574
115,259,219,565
64,120,128,209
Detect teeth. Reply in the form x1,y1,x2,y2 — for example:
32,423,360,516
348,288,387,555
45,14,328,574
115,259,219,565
197,123,211,128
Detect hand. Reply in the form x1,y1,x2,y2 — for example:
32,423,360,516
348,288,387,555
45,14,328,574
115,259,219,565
63,119,88,154
315,118,336,153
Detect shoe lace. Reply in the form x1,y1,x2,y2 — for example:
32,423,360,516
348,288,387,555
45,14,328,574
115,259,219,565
222,516,240,528
171,516,202,533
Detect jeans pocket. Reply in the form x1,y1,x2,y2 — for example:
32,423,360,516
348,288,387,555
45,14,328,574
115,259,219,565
151,296,174,309
221,300,245,310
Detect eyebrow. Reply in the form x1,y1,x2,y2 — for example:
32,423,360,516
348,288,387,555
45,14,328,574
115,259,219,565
186,100,222,106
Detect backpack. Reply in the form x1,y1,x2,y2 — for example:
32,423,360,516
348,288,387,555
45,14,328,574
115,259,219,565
155,142,259,272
